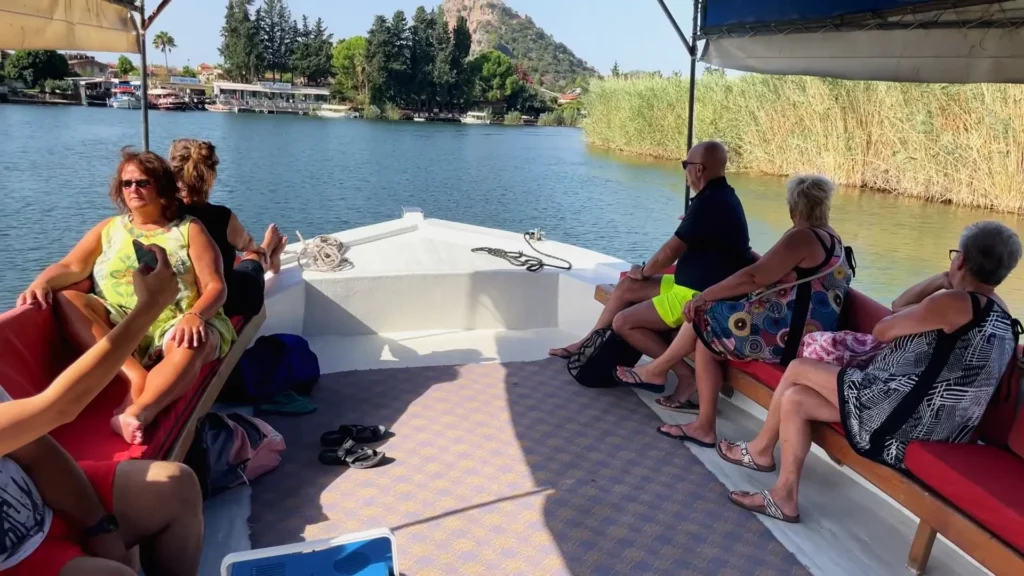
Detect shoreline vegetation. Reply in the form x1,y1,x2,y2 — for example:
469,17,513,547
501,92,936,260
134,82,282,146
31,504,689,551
582,72,1024,214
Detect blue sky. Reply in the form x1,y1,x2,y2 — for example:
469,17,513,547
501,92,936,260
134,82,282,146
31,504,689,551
96,0,696,75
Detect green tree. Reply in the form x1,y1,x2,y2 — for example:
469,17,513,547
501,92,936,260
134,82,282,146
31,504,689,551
257,0,296,80
386,10,412,106
180,65,197,78
469,50,522,103
152,31,177,74
611,61,620,78
408,7,436,109
292,16,333,85
449,16,473,108
365,15,390,106
115,55,136,77
3,50,70,88
430,10,454,110
220,0,263,82
331,36,367,100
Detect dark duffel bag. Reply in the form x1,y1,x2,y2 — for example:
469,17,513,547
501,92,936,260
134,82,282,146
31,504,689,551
566,328,643,388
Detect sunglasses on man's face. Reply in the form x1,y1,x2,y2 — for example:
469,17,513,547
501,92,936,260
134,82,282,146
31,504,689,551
121,178,152,190
681,160,703,170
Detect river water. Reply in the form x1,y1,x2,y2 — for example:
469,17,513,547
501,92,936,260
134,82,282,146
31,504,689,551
2,105,1024,314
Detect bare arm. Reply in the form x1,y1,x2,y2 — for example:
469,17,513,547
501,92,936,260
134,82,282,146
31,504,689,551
891,272,952,312
640,236,687,278
0,247,175,456
873,290,972,343
9,436,107,529
187,220,228,320
17,219,109,308
701,229,810,302
226,212,259,254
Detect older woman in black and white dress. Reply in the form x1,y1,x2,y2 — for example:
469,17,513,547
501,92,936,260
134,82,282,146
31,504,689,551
723,221,1021,523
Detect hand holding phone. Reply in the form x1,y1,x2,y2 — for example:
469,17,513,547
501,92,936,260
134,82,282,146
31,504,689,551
132,239,160,271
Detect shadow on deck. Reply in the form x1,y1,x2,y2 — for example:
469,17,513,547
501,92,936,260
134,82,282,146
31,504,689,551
248,358,807,575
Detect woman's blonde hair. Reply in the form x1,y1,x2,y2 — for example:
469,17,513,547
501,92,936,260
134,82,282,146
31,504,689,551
786,174,834,228
169,139,219,204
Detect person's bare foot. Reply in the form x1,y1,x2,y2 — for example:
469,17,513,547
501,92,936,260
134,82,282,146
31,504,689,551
548,342,581,358
111,413,144,445
719,438,776,469
266,226,288,275
617,362,667,386
114,394,132,416
731,488,800,520
658,422,716,446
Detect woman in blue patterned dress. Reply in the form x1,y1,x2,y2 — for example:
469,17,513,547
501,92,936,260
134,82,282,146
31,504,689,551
622,175,853,447
724,221,1020,524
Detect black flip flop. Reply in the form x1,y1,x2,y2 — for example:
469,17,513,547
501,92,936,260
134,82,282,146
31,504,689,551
548,347,574,359
320,424,388,448
318,439,385,469
656,425,716,448
613,367,666,393
655,395,700,414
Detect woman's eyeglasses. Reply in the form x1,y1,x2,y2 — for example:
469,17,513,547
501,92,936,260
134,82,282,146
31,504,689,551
949,249,962,261
121,178,152,190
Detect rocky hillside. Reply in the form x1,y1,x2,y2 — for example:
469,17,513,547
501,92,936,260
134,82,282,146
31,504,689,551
442,0,598,91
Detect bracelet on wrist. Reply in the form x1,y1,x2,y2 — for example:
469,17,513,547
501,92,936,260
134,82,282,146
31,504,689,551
639,261,649,280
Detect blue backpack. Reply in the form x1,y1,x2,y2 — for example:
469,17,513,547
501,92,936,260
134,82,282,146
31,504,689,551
223,334,321,403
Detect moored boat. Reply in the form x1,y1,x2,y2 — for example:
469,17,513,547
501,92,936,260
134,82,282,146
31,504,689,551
461,111,490,124
317,104,352,118
205,101,238,113
108,87,141,109
148,88,187,111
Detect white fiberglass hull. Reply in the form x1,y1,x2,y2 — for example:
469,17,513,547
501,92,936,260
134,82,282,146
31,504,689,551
110,98,141,109
317,110,349,119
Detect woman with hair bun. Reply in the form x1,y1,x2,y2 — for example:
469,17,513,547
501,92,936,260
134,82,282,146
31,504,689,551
168,139,287,320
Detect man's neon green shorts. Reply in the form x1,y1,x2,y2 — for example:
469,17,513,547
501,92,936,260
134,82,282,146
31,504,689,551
651,275,700,329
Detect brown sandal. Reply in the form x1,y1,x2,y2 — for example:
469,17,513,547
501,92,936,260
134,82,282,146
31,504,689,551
717,440,776,473
729,490,800,523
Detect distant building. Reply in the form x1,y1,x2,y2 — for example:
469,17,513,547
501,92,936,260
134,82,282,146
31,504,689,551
557,89,581,105
65,53,110,77
197,63,225,84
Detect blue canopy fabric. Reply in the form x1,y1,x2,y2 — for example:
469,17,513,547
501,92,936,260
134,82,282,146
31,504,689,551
697,1,1024,83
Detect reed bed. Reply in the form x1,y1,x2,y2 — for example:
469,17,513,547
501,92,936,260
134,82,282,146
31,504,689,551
583,74,1024,213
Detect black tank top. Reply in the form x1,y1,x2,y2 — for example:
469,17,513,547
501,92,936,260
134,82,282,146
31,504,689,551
184,202,235,269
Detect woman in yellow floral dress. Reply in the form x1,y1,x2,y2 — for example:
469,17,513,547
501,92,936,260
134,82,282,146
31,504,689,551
17,148,236,445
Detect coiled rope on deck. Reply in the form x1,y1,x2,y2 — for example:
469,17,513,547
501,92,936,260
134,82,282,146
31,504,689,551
471,233,573,272
296,232,353,272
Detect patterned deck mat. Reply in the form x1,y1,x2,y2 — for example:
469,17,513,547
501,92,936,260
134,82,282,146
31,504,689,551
250,359,809,575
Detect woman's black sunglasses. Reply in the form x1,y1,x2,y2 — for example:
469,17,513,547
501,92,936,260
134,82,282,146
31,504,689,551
121,178,152,190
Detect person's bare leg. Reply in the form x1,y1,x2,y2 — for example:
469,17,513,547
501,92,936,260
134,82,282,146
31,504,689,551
658,340,722,444
60,557,136,576
111,337,218,444
56,291,149,399
620,322,697,392
720,359,841,468
732,384,840,518
611,300,673,361
112,461,204,576
549,275,662,356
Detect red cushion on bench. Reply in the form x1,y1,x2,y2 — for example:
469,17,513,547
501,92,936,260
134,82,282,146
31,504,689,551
840,289,891,334
730,360,784,390
905,441,1024,553
0,306,70,401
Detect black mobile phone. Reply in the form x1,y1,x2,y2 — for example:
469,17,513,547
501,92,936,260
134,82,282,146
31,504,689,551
132,239,159,270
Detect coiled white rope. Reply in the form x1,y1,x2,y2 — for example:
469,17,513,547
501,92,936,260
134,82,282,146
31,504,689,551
295,231,353,272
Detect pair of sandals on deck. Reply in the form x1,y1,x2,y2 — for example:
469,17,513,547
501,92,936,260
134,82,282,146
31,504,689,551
318,424,390,469
661,427,800,524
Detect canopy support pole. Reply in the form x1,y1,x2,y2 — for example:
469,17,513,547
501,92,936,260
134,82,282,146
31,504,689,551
139,0,150,152
684,0,700,209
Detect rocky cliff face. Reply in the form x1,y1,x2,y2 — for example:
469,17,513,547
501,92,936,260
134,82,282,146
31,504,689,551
441,0,598,90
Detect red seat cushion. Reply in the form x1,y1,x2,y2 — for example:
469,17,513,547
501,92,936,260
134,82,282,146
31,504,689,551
40,316,245,462
729,359,784,391
839,289,892,334
905,441,1024,553
0,305,70,401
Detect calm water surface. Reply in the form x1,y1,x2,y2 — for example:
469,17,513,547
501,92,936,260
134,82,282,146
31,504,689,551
2,105,1023,313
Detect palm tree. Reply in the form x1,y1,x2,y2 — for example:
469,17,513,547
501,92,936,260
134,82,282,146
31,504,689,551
152,31,177,76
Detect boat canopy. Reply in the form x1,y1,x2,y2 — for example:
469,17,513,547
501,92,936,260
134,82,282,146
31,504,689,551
700,1,1024,83
0,0,140,53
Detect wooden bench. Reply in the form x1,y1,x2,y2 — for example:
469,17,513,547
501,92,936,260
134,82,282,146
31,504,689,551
595,283,1024,575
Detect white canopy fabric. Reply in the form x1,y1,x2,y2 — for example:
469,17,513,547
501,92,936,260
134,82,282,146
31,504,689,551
701,1,1024,83
0,0,139,53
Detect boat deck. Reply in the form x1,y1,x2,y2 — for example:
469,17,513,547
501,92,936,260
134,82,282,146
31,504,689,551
246,333,982,576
